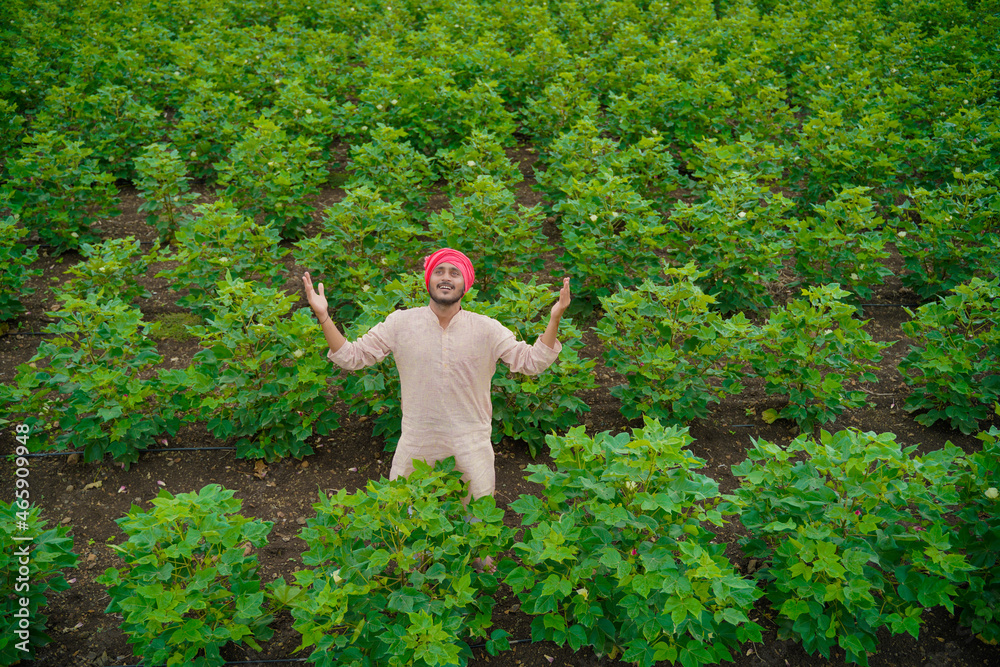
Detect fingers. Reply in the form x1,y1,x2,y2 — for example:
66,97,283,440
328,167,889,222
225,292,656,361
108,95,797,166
302,272,324,297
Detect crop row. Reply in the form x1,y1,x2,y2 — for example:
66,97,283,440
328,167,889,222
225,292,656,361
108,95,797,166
2,0,998,285
5,424,999,667
2,250,998,463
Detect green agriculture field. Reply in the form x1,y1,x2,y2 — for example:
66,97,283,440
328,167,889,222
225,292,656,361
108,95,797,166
1,0,999,666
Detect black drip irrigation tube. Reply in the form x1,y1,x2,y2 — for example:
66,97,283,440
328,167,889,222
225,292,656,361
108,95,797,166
23,446,236,458
24,241,160,247
861,303,921,307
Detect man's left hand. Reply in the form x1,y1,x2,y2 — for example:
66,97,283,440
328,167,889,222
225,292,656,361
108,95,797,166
551,277,571,318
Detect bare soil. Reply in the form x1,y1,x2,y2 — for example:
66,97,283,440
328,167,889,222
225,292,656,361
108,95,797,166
2,146,999,667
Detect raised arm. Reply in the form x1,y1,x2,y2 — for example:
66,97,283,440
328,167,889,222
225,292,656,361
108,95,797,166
302,272,347,355
540,277,571,350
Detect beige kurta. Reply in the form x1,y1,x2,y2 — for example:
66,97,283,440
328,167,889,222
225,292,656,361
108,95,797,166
329,306,561,498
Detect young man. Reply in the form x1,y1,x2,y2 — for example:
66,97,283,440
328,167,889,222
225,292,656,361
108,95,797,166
302,247,571,499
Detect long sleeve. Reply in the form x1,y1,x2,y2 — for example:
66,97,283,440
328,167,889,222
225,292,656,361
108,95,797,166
327,313,396,371
493,323,562,376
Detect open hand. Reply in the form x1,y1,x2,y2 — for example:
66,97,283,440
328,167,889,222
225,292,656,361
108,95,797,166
551,277,571,318
302,272,329,319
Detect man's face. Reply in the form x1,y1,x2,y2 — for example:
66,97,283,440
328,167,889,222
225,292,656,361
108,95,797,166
429,262,465,306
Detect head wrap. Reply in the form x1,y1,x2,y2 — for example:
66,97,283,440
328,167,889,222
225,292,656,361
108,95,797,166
424,248,475,294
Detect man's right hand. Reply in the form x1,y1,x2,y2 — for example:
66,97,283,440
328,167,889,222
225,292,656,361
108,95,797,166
302,272,329,320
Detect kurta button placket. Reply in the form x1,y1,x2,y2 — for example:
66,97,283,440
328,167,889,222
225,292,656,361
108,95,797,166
442,325,449,371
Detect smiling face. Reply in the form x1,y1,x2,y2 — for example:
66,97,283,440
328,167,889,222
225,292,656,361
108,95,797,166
428,261,465,306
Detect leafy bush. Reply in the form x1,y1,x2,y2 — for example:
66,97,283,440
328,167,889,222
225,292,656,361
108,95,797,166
609,66,735,158
276,458,512,667
0,214,40,323
553,174,666,306
533,117,685,215
1,493,77,663
665,170,792,313
215,116,327,239
98,484,274,667
504,27,577,105
9,292,176,466
155,199,289,318
951,421,1000,643
345,124,437,215
264,77,345,152
687,135,792,190
790,186,892,301
436,129,524,195
891,169,1000,299
507,420,763,666
3,131,119,254
32,83,163,179
355,68,517,152
910,88,1000,183
748,284,890,432
727,429,971,666
428,176,550,298
160,272,339,461
56,236,158,303
169,81,255,181
134,143,201,242
790,89,910,203
520,75,601,145
292,186,424,322
899,277,1000,434
595,264,752,424
0,99,25,164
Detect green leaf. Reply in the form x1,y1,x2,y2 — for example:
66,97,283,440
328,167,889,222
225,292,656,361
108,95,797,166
779,598,811,621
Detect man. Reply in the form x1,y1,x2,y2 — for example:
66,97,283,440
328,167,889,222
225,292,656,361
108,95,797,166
302,247,571,500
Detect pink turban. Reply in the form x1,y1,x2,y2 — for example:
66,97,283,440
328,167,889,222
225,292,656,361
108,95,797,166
424,248,475,293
